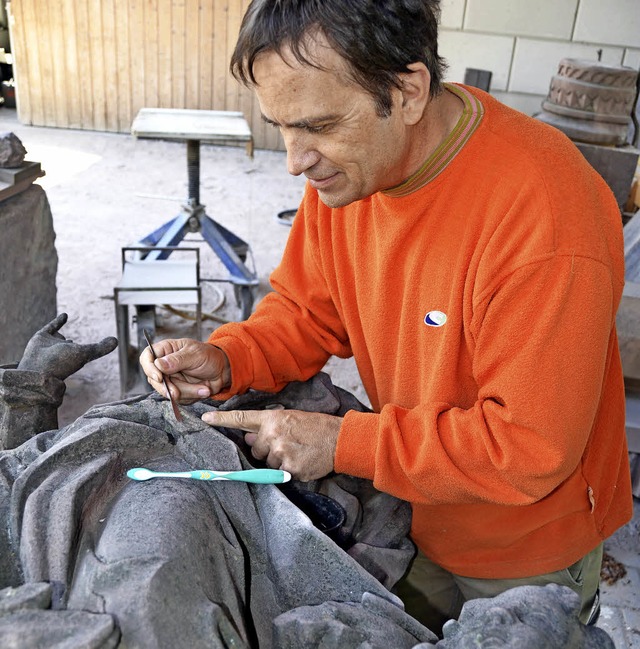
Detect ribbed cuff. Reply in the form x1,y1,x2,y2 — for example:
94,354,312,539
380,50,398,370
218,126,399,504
206,335,254,399
334,409,377,480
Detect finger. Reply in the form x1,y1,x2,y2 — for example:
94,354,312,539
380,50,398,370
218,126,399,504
145,371,167,396
139,346,158,378
251,444,269,462
153,347,191,374
263,448,285,469
168,376,211,402
201,410,263,432
79,337,118,361
41,313,68,336
139,348,171,385
244,432,258,446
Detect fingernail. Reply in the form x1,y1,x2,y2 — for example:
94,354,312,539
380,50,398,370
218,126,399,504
197,388,210,397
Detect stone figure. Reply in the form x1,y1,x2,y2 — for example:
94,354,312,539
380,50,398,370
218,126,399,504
0,316,614,648
0,313,118,448
273,583,615,649
0,131,26,168
0,314,424,648
430,582,615,648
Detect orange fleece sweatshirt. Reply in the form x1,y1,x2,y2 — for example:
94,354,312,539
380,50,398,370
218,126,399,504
209,85,632,579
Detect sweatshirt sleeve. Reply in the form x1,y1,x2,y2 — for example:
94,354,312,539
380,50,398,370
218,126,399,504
335,253,619,506
208,187,352,398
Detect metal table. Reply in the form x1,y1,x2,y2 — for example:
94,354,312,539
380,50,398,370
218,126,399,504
130,108,258,315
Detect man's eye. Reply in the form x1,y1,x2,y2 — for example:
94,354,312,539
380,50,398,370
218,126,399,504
305,125,326,134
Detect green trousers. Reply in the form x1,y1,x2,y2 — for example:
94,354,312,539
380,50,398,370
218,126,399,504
394,544,603,636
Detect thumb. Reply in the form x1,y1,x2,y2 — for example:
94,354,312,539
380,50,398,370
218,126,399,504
155,350,188,374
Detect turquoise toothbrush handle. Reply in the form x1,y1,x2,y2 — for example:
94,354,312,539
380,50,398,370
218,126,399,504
190,469,290,484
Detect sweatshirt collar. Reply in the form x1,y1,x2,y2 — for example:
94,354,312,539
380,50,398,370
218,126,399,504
382,83,484,198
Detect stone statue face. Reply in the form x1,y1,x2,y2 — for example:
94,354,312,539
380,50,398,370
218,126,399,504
436,584,613,649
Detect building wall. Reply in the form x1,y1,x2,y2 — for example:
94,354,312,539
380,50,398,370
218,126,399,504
440,0,640,115
6,0,282,150
6,0,640,150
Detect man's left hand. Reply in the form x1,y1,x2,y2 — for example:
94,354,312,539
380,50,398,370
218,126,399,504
201,409,342,481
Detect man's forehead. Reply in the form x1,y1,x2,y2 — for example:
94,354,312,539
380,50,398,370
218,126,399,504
252,44,365,126
253,32,354,86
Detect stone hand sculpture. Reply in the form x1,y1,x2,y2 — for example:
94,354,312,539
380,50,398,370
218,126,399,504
0,313,117,449
17,312,118,380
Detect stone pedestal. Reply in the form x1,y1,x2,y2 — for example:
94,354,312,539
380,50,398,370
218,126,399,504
536,58,638,146
0,185,57,364
575,143,639,211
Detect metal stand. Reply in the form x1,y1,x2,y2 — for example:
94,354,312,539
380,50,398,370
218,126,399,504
115,109,259,396
136,137,258,319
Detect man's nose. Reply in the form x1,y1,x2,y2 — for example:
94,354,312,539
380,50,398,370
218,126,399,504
284,132,321,176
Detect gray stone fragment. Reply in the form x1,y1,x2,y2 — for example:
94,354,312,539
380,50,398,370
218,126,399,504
0,582,51,615
273,591,437,647
425,583,615,648
0,185,58,367
0,132,27,168
0,609,119,648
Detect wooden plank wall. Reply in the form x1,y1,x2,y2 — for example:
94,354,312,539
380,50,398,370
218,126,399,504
6,0,283,150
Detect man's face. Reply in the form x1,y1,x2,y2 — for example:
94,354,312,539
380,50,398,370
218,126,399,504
252,39,414,208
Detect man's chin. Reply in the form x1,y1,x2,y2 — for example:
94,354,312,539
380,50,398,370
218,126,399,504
317,189,358,209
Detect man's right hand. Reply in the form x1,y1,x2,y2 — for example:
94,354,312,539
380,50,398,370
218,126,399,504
139,338,231,403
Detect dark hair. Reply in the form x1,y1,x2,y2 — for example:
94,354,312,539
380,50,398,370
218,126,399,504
230,0,448,117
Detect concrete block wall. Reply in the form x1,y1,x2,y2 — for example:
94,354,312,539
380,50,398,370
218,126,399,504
439,0,640,114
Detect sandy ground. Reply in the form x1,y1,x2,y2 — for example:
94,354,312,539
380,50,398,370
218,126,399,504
0,106,367,427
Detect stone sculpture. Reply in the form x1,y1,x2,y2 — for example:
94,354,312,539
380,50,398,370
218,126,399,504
430,583,614,648
0,131,26,168
536,58,638,146
0,315,615,648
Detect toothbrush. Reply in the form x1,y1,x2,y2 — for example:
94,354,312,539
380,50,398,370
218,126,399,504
127,467,291,484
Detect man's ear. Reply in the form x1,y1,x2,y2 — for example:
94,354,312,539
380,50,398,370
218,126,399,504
398,62,431,125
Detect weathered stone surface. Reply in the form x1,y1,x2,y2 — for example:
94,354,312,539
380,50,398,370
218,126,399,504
0,582,51,615
0,314,117,449
0,324,417,647
274,583,614,648
0,609,120,648
0,132,27,168
274,591,436,647
430,583,614,648
574,142,639,211
0,368,65,449
537,58,639,146
0,185,57,366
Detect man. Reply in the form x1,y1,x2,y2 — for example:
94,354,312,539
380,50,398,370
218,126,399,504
140,0,633,634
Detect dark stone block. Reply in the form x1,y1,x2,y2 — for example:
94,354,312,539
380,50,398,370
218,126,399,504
0,185,57,365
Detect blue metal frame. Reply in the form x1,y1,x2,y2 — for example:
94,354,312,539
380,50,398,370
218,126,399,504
134,138,258,290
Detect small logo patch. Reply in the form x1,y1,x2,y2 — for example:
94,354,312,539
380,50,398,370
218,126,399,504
424,311,447,327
